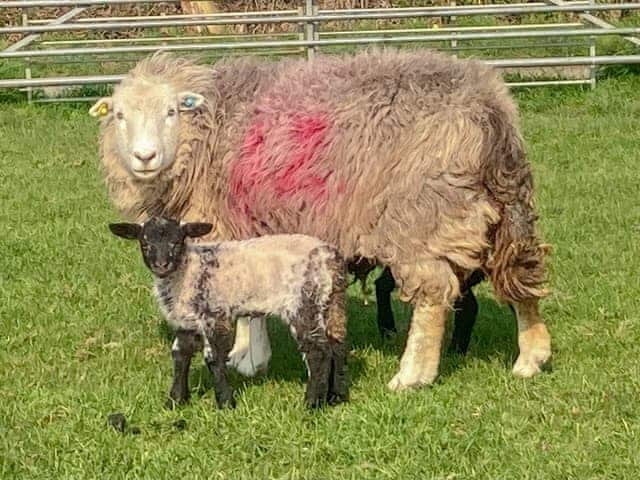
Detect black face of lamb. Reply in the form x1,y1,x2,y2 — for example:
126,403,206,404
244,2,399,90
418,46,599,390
139,217,187,278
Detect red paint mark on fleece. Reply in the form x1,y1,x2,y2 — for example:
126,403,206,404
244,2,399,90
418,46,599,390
229,112,336,221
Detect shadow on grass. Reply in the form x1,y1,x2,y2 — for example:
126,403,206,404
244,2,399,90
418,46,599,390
154,290,518,396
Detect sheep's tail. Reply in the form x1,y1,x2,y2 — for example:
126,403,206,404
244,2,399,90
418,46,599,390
481,110,550,303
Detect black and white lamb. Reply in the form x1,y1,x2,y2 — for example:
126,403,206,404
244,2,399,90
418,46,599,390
109,216,349,409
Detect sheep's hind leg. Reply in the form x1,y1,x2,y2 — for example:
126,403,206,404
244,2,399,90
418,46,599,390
449,289,478,355
203,319,236,409
512,298,551,378
166,329,200,409
376,267,397,338
226,316,271,377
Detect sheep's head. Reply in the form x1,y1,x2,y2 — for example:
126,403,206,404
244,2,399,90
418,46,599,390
90,81,204,181
109,217,212,278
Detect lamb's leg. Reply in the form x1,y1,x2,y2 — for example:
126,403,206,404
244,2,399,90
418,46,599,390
203,320,236,409
512,298,551,378
375,267,396,338
302,345,333,409
227,316,271,377
449,288,479,355
166,329,200,409
328,341,349,405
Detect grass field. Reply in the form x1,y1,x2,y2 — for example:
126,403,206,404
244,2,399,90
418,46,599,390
1,75,639,479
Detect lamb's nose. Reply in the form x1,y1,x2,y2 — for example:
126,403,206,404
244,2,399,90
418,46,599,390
134,150,157,164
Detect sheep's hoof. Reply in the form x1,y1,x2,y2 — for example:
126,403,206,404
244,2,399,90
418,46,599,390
512,348,552,378
379,327,397,342
386,367,437,392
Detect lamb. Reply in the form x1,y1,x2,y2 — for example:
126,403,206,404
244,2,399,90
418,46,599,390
92,49,552,390
109,216,349,409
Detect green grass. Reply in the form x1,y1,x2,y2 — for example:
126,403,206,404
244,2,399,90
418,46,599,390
1,76,640,479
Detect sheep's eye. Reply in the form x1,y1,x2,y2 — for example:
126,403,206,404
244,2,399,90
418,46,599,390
167,108,176,117
116,112,124,120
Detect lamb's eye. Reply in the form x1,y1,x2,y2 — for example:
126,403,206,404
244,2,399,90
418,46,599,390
167,108,176,117
116,112,124,120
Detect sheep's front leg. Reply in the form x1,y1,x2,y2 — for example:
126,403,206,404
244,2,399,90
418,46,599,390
202,318,236,409
387,302,449,391
512,298,551,378
166,329,200,409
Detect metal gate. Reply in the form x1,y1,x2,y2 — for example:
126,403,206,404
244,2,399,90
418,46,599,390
2,1,640,101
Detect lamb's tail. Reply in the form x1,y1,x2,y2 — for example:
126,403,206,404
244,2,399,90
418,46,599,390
481,110,550,303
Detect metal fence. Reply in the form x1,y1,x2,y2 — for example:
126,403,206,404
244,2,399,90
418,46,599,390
2,1,640,101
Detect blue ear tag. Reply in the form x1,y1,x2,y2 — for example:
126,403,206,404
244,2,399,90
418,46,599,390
183,96,195,108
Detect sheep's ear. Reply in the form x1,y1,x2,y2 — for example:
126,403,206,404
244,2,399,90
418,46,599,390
109,223,141,240
178,92,205,111
89,97,113,117
182,222,212,238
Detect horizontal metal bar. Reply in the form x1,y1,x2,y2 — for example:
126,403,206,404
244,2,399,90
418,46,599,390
508,79,592,87
1,75,124,88
35,23,586,48
28,9,301,25
1,0,180,7
2,3,640,34
0,0,581,9
2,55,639,89
485,55,640,67
3,27,638,59
324,23,585,37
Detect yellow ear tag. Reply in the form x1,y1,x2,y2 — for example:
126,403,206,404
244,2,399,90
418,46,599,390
98,103,109,116
432,24,439,30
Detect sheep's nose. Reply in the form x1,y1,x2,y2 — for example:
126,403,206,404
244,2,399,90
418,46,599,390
134,150,157,164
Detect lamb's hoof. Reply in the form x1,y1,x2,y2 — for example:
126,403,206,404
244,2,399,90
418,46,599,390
215,390,236,409
387,367,437,392
217,397,236,409
327,392,348,406
512,348,552,378
226,348,269,377
165,396,188,410
305,396,327,410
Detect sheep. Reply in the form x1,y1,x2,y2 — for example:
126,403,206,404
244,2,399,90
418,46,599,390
91,48,552,390
109,216,349,409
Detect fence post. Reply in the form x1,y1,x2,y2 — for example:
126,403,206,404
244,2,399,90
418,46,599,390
22,10,32,103
304,0,316,61
588,0,597,89
450,0,457,57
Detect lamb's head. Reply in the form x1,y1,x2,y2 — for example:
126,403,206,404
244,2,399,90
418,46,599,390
109,217,212,278
90,77,204,181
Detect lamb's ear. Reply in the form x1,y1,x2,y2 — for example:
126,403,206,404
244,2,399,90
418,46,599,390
89,97,113,117
178,92,205,111
109,223,141,240
182,222,213,238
